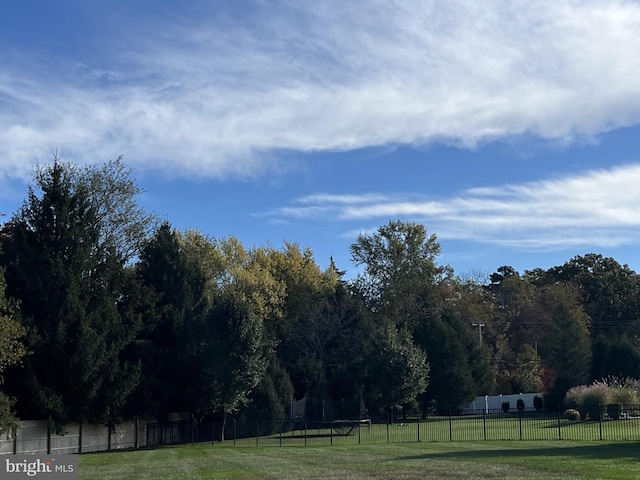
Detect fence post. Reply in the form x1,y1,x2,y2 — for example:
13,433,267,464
78,422,83,454
135,419,139,450
47,423,51,455
13,425,18,454
330,421,333,446
449,410,453,442
598,404,603,441
518,409,523,440
279,421,282,447
107,425,112,451
386,414,390,444
483,409,487,441
304,419,307,447
417,418,420,443
256,418,259,447
557,406,562,440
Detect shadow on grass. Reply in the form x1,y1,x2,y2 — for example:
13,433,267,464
390,442,639,462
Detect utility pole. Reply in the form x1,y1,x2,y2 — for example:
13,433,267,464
472,322,485,347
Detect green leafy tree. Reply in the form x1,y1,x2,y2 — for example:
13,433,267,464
0,160,141,427
350,220,449,327
260,242,336,343
251,242,340,413
364,322,429,415
0,268,27,377
189,292,265,440
287,281,368,419
179,232,292,421
484,268,551,394
350,221,489,413
73,156,157,261
0,267,27,433
180,232,286,333
542,254,640,337
513,344,543,393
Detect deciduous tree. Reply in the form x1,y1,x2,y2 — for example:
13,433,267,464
0,267,27,433
364,322,429,415
189,292,265,440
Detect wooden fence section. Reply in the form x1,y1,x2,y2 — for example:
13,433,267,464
0,419,147,454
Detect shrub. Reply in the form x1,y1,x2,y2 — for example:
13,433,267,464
611,387,639,405
581,383,610,421
608,381,639,407
564,409,581,421
564,385,588,409
564,377,640,421
594,376,640,405
516,398,525,413
533,395,543,412
599,376,639,418
501,401,510,413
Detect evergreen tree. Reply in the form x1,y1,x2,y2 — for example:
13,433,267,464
591,334,640,380
415,310,491,414
130,222,208,419
542,303,592,408
0,161,141,427
244,354,293,424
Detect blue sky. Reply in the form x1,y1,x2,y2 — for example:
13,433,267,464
2,0,640,279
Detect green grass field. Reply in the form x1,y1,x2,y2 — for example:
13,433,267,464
79,440,640,479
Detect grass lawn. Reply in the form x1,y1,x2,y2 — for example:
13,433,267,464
79,440,640,479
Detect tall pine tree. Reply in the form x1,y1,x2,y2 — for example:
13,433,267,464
130,222,208,420
0,160,141,427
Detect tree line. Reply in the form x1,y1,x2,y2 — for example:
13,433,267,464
1,158,639,432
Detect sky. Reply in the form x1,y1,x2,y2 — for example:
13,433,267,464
2,0,640,280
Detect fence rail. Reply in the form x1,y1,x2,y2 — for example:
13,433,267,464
147,405,640,448
4,405,640,454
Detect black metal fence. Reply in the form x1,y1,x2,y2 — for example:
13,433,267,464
146,405,640,448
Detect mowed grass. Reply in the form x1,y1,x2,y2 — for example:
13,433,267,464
79,440,640,480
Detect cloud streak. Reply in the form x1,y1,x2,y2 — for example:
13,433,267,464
265,164,640,251
2,0,640,178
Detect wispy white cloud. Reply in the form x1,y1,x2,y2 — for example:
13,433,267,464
265,164,640,251
297,193,392,205
1,0,640,178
